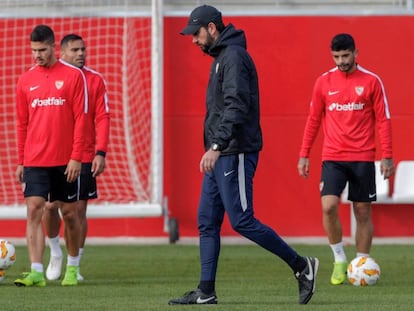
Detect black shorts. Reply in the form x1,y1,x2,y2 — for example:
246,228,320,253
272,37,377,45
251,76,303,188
23,166,79,203
79,163,98,200
320,161,376,202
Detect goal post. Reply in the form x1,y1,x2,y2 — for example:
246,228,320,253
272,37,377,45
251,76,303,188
0,0,167,223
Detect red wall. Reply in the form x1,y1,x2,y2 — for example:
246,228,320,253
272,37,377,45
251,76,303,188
2,15,414,239
163,15,414,238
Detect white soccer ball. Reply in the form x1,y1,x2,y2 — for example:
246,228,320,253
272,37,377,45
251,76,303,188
347,256,380,286
0,269,5,283
0,239,16,270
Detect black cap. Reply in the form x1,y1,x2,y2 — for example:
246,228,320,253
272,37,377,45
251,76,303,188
180,5,222,35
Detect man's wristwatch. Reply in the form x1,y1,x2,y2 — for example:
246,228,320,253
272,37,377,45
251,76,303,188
210,143,220,151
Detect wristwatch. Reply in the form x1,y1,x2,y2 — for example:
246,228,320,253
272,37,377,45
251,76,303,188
210,143,220,151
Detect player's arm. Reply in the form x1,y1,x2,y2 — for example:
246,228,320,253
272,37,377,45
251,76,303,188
298,77,325,177
16,77,29,168
92,77,110,177
372,78,394,178
66,70,88,182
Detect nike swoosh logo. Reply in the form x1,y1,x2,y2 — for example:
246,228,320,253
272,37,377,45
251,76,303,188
67,193,77,200
224,170,235,177
30,85,40,91
196,296,215,304
88,191,96,197
328,90,339,96
369,193,376,198
304,258,313,281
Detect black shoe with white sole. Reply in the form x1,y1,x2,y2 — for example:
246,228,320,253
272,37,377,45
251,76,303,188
168,288,217,305
295,256,319,304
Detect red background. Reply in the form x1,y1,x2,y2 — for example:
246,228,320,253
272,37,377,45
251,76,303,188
2,15,414,239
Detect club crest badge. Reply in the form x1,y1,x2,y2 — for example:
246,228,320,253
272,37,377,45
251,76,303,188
55,80,64,89
355,86,364,96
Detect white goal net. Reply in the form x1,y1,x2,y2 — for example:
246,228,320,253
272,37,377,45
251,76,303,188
0,0,165,219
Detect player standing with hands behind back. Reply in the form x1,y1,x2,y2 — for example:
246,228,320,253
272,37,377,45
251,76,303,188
14,25,87,287
298,33,394,285
43,33,110,282
169,5,318,306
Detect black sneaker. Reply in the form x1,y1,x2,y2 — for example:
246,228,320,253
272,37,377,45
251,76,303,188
295,256,319,304
168,288,217,305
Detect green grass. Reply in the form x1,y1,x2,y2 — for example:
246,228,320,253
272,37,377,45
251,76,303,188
0,244,413,310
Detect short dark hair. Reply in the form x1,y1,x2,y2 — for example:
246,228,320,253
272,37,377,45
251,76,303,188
60,33,83,48
331,33,355,52
30,24,55,44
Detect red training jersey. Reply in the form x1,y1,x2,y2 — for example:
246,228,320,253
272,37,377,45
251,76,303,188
16,59,88,166
81,66,110,163
299,64,392,161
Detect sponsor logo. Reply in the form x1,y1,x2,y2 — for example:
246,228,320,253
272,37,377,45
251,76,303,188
328,90,339,96
67,193,77,200
224,170,235,177
304,258,314,281
31,97,65,108
29,85,40,91
196,296,216,304
215,62,220,74
88,191,97,197
328,102,365,111
369,193,376,199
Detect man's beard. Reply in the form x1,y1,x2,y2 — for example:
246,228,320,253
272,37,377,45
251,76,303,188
200,33,215,53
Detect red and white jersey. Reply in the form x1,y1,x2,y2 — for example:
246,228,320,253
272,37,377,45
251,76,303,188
81,66,110,163
16,59,88,166
299,64,392,161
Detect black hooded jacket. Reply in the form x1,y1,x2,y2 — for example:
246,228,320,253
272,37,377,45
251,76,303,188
204,23,263,155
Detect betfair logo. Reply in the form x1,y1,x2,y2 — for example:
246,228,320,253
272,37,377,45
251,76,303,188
328,102,365,112
31,97,66,108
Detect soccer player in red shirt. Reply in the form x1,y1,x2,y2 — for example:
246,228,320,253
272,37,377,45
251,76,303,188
43,34,110,282
14,25,88,287
297,33,395,285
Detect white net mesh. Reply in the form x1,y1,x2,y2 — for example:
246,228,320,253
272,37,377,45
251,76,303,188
0,1,162,213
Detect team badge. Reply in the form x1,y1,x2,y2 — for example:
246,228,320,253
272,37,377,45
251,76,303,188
319,181,324,192
355,86,364,96
55,80,64,89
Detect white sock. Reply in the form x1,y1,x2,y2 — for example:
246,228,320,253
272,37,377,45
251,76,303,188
31,262,43,273
356,252,370,258
67,255,80,267
47,235,62,258
78,248,84,266
330,242,347,262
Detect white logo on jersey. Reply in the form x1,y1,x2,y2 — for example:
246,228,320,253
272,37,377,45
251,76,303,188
31,97,66,108
355,86,364,95
328,102,365,111
55,80,64,89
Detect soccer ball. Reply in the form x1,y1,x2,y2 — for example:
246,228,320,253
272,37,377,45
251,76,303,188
0,269,5,283
347,256,380,286
0,239,16,270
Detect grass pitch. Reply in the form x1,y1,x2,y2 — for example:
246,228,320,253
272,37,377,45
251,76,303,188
0,243,413,311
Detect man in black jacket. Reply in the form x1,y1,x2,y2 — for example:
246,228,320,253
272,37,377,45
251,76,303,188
168,5,318,305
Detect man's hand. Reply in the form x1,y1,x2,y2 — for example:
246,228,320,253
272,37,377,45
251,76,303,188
297,157,310,178
200,149,220,173
15,165,24,183
91,155,106,177
380,158,395,179
65,159,82,182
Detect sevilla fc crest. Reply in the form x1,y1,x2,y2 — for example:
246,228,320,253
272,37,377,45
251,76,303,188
355,86,364,96
55,80,64,89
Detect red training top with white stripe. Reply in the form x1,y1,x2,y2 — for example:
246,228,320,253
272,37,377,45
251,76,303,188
81,66,110,163
299,64,392,161
16,59,88,166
